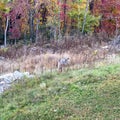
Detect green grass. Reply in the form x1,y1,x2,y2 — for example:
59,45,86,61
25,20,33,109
0,64,120,120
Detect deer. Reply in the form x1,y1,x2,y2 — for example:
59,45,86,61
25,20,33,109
57,57,70,72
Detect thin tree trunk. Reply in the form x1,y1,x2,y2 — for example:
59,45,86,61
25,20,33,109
63,0,67,35
77,3,80,35
4,16,9,47
35,19,39,43
54,26,57,41
115,18,118,37
24,31,27,45
82,0,89,34
29,9,34,43
15,38,16,45
58,0,62,41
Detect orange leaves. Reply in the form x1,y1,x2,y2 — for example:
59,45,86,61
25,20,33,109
93,0,120,36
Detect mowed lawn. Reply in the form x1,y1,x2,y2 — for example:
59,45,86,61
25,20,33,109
0,64,120,120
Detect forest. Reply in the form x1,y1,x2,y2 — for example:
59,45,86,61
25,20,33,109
0,0,120,46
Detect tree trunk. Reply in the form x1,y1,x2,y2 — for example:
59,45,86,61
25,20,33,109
24,31,27,45
77,2,80,35
82,0,89,34
115,18,118,37
29,9,34,43
35,19,39,43
54,26,57,41
4,16,9,47
63,0,67,35
58,0,62,41
15,38,16,45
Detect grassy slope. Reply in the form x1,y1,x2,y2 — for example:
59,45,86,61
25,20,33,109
0,64,120,120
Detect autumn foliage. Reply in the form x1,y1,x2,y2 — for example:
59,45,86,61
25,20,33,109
93,0,120,36
0,0,120,45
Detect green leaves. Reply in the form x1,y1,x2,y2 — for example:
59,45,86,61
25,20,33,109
68,9,100,33
83,12,100,33
76,0,84,3
0,0,10,13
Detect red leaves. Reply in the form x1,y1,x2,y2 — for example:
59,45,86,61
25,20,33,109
61,3,69,9
94,0,120,35
57,1,69,22
101,0,106,4
60,11,66,21
6,0,29,40
9,27,21,39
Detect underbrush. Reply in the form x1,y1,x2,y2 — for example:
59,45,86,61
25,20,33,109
0,35,110,74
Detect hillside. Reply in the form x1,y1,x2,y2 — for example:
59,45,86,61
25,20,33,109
0,64,120,120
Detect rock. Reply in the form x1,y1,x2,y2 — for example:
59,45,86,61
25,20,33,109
0,86,4,94
0,73,14,83
0,45,5,49
109,35,120,51
13,71,24,80
101,46,109,49
113,35,120,45
0,56,5,60
24,72,30,76
40,83,46,89
0,71,34,94
0,81,10,94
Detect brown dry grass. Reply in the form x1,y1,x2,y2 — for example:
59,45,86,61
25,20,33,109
0,35,118,74
0,46,113,75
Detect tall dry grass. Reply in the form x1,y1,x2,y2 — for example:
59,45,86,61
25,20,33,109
0,35,118,75
0,46,116,75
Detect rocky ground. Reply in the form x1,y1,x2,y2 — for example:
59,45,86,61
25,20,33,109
0,71,34,94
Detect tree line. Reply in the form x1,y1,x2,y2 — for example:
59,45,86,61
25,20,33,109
0,0,119,46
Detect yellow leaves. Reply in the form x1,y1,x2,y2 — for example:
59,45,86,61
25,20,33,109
21,22,29,32
28,0,34,4
50,0,57,3
71,4,78,9
93,50,98,55
0,2,6,11
71,0,87,11
0,1,10,14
